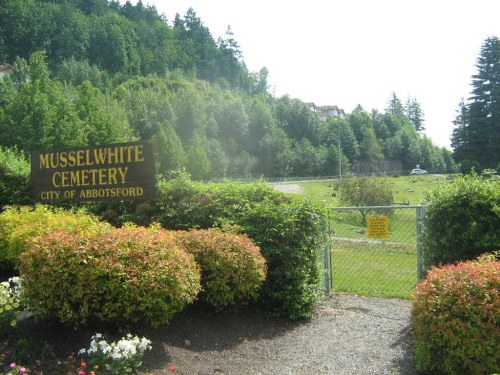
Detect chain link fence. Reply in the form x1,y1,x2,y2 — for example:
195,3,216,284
323,205,425,299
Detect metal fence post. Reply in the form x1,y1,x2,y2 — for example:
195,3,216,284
416,205,425,281
323,209,331,292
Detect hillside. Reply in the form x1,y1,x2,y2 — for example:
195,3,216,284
0,0,456,180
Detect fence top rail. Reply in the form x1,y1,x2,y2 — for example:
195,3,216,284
329,205,424,210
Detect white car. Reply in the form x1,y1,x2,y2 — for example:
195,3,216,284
410,168,428,175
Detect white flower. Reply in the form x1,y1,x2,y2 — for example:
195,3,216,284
138,338,152,351
110,351,123,360
98,340,112,354
79,333,152,372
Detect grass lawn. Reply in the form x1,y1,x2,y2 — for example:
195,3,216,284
297,174,452,206
330,239,417,299
292,174,455,298
299,174,451,242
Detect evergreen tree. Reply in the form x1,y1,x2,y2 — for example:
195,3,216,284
450,99,469,161
451,36,500,168
386,92,405,118
405,96,425,133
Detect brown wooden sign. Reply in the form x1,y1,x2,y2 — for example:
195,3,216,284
31,141,158,202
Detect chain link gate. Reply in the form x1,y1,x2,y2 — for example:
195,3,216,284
323,205,425,298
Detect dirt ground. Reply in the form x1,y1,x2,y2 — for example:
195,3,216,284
0,293,416,375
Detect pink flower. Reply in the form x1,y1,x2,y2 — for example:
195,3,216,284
20,368,27,374
78,371,86,375
9,363,16,368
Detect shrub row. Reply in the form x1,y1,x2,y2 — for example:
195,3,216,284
2,170,327,320
411,253,500,375
7,209,267,328
86,173,328,319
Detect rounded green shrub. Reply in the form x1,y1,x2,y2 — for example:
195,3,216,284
0,204,110,271
19,226,201,328
422,173,500,269
86,174,328,320
176,229,267,310
411,254,500,375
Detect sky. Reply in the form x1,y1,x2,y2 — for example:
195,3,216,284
134,0,500,149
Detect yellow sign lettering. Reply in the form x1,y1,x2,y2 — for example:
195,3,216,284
367,216,389,238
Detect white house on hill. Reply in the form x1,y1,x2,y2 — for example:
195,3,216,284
0,64,13,80
307,102,346,120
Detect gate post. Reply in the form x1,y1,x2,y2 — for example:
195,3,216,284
323,208,331,292
416,205,425,281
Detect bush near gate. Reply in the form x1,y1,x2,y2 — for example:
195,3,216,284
86,172,327,320
176,229,267,310
421,173,500,269
411,253,500,375
19,226,201,328
149,175,326,320
0,204,109,272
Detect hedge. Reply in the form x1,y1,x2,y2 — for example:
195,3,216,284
422,173,500,269
87,173,328,319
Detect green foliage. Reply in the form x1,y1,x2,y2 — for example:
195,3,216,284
335,177,393,222
115,76,176,140
0,147,33,210
185,134,211,180
88,174,327,319
0,1,451,180
13,338,30,365
359,127,384,161
55,58,111,90
460,159,482,174
411,255,500,375
0,205,109,270
238,198,327,319
154,125,185,174
157,177,327,319
0,147,29,177
176,229,267,310
19,226,201,328
0,174,32,212
422,173,500,268
74,81,132,145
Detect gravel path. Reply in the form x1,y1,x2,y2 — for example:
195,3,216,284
270,183,305,194
141,293,416,375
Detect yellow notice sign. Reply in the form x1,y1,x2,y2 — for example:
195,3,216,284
367,215,389,238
